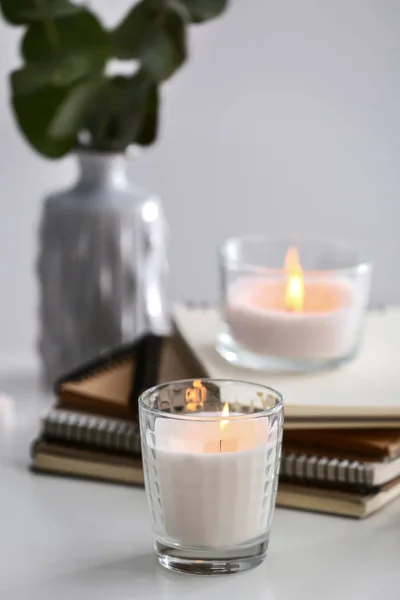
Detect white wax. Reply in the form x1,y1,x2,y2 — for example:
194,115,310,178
226,277,361,360
147,416,276,548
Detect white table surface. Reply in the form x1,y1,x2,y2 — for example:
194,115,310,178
1,375,400,600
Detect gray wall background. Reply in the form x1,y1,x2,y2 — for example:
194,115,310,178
0,0,399,369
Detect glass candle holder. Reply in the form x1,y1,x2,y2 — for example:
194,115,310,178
217,234,372,372
139,379,283,575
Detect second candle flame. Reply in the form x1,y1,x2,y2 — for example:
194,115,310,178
284,246,304,312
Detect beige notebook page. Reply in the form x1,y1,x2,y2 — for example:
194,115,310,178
172,305,400,420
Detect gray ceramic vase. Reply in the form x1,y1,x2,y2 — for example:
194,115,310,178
37,151,169,388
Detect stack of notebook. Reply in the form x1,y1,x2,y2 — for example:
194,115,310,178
31,332,192,487
31,304,400,518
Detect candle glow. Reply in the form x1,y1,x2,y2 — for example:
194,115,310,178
284,246,304,313
220,402,230,434
219,402,229,452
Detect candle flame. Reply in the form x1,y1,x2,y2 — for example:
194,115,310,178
186,379,206,412
220,402,230,435
284,246,304,312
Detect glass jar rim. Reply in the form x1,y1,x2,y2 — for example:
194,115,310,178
220,233,372,277
139,378,284,421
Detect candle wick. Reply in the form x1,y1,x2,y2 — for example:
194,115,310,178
219,439,222,453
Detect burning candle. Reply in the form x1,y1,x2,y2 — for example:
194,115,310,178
218,235,372,370
153,401,268,547
227,246,359,360
140,379,284,575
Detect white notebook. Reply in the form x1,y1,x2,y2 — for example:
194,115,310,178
172,305,400,428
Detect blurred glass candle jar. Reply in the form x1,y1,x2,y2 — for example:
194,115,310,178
217,235,372,371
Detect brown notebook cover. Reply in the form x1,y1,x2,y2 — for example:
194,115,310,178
277,476,400,518
55,333,163,420
31,441,144,486
283,429,400,461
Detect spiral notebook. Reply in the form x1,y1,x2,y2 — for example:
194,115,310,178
280,450,400,488
38,409,400,489
172,304,400,428
41,409,141,455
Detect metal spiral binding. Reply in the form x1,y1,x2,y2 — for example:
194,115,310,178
280,452,374,488
42,409,141,455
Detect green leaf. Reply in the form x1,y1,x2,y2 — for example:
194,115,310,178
99,74,152,148
12,57,97,95
12,84,74,158
111,75,149,147
177,0,227,22
0,0,82,25
111,1,152,59
136,84,159,146
84,73,159,151
12,11,109,98
21,10,108,74
49,76,107,139
112,1,187,82
83,79,121,150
